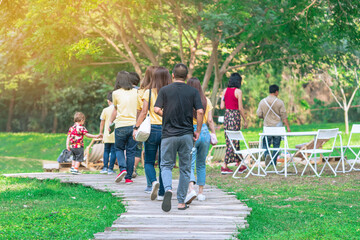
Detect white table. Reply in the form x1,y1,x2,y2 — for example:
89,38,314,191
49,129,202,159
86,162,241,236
259,131,317,177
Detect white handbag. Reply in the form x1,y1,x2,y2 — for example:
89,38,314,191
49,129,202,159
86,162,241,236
135,89,151,142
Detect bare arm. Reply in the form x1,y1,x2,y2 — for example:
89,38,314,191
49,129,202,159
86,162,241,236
99,120,105,135
193,109,204,141
284,118,291,132
220,89,226,109
85,133,100,138
109,107,117,124
133,100,149,139
154,107,163,117
66,135,70,151
235,89,248,128
207,110,216,134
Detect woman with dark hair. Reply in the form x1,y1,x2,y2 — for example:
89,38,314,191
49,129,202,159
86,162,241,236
220,73,248,175
136,66,158,193
133,67,172,201
109,71,138,184
184,77,217,203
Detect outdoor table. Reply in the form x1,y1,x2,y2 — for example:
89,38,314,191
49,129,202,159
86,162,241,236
259,131,344,177
259,131,317,177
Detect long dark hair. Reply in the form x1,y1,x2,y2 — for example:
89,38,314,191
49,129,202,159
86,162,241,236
114,71,133,90
151,67,172,94
187,77,207,119
140,66,157,89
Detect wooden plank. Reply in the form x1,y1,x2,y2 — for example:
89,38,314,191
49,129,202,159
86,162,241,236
5,173,251,240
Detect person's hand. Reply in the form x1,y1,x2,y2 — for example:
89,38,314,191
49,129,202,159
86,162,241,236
133,130,138,140
66,145,70,151
97,134,102,139
193,131,200,141
243,121,248,129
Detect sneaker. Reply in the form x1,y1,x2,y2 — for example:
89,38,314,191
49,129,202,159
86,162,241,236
197,194,206,201
162,190,173,212
185,190,197,204
150,181,160,201
132,171,138,178
157,195,164,201
100,168,108,174
238,165,247,173
70,167,75,173
115,170,127,183
107,169,116,175
125,179,133,184
144,186,152,194
221,167,233,175
72,170,81,175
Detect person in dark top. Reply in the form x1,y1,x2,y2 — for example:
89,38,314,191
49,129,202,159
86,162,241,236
154,63,204,212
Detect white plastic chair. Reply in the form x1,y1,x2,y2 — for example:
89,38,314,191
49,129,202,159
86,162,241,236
262,127,298,175
300,128,340,177
225,130,266,178
337,124,360,172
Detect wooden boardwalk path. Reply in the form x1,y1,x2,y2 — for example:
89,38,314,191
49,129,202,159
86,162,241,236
5,173,251,240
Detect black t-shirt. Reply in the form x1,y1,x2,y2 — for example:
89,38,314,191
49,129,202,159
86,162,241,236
154,82,203,139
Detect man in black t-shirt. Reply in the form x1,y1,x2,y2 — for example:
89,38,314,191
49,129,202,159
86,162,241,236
154,63,204,212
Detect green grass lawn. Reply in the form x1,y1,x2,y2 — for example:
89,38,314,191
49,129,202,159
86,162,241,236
1,121,360,239
0,177,125,240
206,168,360,240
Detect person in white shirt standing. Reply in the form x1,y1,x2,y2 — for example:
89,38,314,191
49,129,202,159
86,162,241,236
256,84,291,166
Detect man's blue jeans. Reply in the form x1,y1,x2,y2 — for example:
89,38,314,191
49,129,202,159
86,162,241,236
115,126,137,180
190,124,210,186
103,143,116,170
262,136,282,165
144,125,164,196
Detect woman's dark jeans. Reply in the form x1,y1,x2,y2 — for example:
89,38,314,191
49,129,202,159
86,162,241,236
144,125,164,196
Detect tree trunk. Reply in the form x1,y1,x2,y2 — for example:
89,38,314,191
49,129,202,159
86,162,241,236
344,108,349,134
6,90,16,132
52,114,58,133
210,49,221,105
202,40,219,91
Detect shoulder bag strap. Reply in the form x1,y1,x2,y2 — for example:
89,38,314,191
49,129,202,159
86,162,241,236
264,98,280,121
147,89,151,116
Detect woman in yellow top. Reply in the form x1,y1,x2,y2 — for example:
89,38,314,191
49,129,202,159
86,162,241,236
136,66,158,192
133,67,172,201
185,77,217,203
110,71,138,184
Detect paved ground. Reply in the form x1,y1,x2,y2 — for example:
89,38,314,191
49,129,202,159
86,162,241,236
4,173,251,240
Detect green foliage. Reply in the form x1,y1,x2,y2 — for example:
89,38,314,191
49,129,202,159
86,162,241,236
0,177,125,239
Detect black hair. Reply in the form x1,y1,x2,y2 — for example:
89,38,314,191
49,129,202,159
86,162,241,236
129,72,140,86
227,73,242,88
114,71,133,90
107,91,113,102
172,63,188,80
269,84,279,93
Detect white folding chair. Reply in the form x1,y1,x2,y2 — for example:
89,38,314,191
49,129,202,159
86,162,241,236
337,124,360,172
300,129,339,177
226,130,266,178
262,127,298,175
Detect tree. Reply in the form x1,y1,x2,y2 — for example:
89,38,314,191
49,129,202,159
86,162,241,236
320,59,360,134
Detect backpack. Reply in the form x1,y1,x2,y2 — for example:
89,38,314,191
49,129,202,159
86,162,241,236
57,149,73,163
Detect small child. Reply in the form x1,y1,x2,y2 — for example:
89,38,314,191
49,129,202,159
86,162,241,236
66,112,101,174
99,92,116,174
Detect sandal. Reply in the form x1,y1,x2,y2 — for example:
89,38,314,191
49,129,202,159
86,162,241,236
178,204,189,210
